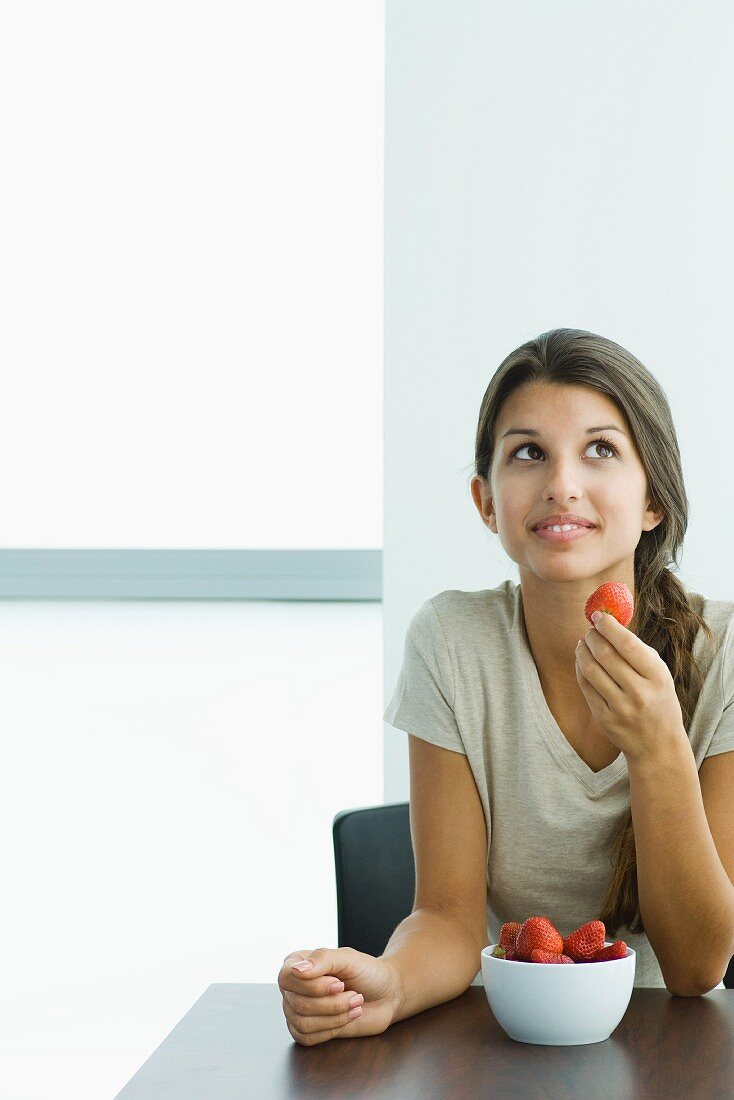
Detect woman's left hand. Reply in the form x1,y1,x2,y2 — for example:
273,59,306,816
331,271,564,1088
575,610,686,764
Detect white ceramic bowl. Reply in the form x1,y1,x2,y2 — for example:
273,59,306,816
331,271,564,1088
481,941,636,1045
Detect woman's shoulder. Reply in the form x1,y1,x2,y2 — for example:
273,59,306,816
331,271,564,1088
417,578,518,636
682,588,734,673
693,589,734,642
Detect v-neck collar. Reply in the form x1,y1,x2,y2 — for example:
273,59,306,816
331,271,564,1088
511,581,628,797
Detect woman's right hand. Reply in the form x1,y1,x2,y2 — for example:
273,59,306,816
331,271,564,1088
278,946,401,1046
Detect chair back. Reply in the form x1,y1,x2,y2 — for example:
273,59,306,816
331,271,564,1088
333,802,415,957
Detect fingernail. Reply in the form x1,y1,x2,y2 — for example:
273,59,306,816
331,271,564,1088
329,980,345,993
292,960,314,972
591,611,603,625
348,1005,363,1019
349,993,364,1007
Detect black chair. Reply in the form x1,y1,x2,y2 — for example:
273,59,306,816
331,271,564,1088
333,801,415,957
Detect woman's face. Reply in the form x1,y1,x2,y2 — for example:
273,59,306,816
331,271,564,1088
471,382,664,584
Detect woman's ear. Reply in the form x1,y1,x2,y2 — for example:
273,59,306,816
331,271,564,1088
470,475,497,532
643,498,665,531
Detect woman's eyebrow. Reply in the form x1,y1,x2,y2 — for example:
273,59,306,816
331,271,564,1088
501,424,627,438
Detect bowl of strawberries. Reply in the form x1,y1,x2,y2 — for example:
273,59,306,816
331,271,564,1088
481,915,636,1045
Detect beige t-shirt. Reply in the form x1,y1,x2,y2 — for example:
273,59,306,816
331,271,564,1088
383,578,734,989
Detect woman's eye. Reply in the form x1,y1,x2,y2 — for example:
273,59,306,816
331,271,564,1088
588,441,615,458
511,440,616,461
511,443,542,461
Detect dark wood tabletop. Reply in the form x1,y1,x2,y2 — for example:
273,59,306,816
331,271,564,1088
115,983,734,1099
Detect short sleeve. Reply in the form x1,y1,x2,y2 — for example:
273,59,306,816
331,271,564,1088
705,617,734,758
382,598,465,754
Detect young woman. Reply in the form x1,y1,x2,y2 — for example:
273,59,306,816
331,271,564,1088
279,328,734,1046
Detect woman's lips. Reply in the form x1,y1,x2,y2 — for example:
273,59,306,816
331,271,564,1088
533,525,596,544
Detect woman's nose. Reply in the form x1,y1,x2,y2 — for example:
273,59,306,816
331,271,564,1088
541,458,584,500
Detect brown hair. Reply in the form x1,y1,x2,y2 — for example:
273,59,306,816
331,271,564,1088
473,327,715,936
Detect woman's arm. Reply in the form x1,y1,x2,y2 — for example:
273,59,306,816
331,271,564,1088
630,734,734,995
382,735,489,1022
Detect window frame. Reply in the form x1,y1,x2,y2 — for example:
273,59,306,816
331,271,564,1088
0,549,381,599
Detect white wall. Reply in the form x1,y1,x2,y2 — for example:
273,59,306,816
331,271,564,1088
0,600,382,1099
0,0,383,549
383,0,734,802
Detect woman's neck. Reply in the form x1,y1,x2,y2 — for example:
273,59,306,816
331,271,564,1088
518,570,634,691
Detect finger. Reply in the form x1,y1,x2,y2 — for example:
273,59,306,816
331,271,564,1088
283,950,315,971
279,967,345,997
289,999,364,1038
285,987,365,1019
577,639,623,706
279,949,353,996
575,650,612,714
590,611,655,676
582,629,633,692
283,946,360,985
286,1011,364,1047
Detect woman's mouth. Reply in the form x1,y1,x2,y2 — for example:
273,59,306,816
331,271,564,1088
533,524,596,544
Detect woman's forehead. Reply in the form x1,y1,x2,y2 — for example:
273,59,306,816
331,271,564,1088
497,383,622,428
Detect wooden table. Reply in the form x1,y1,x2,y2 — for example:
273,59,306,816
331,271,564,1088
115,984,734,1099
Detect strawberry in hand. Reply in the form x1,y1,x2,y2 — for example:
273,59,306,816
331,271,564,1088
585,582,634,628
576,581,687,764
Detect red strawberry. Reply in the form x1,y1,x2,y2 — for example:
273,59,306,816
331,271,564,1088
562,920,606,961
499,922,521,951
585,582,634,627
590,941,628,962
530,949,575,964
515,916,563,960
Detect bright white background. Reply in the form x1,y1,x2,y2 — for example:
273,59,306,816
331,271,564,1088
0,1,383,549
0,601,382,1098
0,1,384,1097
